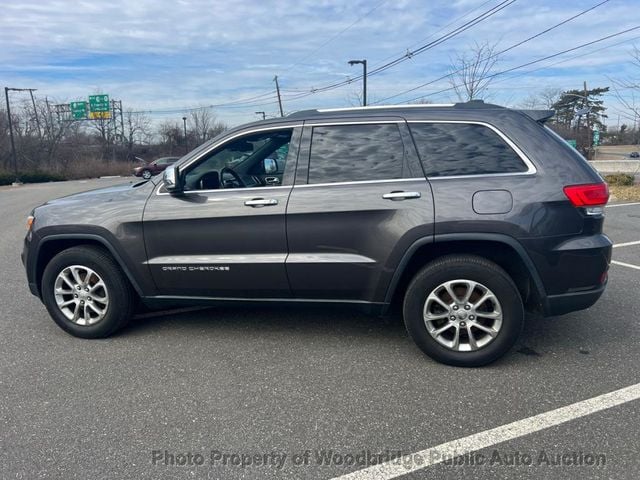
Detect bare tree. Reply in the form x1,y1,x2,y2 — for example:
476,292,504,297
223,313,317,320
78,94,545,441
520,87,562,110
449,41,500,102
158,120,183,154
187,107,226,145
123,109,151,158
610,44,640,131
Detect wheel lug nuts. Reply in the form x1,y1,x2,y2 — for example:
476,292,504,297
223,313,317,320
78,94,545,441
85,288,89,292
76,286,81,290
88,297,92,302
74,294,78,298
460,321,466,327
450,316,456,321
469,315,475,320
464,305,470,310
453,305,458,310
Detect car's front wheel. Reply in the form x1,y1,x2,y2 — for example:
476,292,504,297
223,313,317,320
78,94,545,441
41,246,134,338
141,169,152,179
403,255,524,367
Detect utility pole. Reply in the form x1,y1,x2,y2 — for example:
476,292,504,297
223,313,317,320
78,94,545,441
182,116,188,153
4,87,20,183
584,81,591,159
45,97,53,138
27,88,42,140
273,76,284,117
348,59,367,106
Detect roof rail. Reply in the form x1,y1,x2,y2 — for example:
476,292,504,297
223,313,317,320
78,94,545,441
287,104,455,117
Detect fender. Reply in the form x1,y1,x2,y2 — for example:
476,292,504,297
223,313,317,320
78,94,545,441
33,233,146,297
383,232,547,306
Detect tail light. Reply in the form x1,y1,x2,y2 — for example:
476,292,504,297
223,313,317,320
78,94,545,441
563,183,609,215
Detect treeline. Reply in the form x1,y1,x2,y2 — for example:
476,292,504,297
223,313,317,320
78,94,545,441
0,98,227,182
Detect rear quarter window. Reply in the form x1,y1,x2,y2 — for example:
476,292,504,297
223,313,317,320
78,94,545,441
409,122,528,177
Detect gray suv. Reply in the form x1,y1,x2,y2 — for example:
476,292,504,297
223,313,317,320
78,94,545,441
22,101,612,366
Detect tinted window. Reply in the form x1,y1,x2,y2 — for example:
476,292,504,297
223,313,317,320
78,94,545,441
308,124,405,184
410,123,527,177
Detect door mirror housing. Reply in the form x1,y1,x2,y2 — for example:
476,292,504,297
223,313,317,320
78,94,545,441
263,158,277,174
163,165,183,194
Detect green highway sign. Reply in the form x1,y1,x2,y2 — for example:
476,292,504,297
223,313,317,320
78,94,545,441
89,94,110,119
566,139,577,149
69,101,87,120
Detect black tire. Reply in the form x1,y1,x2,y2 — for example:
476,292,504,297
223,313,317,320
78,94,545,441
141,170,152,179
41,246,135,338
403,255,524,367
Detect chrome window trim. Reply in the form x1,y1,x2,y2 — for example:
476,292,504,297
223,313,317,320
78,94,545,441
178,123,303,172
295,177,426,188
155,123,302,196
156,184,290,196
407,120,537,178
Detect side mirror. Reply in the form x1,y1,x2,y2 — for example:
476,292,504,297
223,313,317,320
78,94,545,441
263,158,277,174
163,165,183,194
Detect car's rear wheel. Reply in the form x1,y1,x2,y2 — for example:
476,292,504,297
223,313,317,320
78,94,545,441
41,246,134,338
403,255,524,367
141,169,152,179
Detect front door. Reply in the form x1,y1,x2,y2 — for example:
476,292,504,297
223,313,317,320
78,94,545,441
143,126,301,298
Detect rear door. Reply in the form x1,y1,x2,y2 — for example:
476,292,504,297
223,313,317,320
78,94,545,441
285,118,435,303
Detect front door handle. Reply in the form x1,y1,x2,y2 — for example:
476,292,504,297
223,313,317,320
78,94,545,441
382,191,421,200
244,198,279,207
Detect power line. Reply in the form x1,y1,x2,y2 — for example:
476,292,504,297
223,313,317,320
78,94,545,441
402,25,640,103
278,0,518,103
281,0,388,73
129,90,279,114
369,0,497,69
123,0,517,115
373,0,611,104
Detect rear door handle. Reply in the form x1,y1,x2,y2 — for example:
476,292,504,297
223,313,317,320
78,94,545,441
244,198,279,207
382,191,421,200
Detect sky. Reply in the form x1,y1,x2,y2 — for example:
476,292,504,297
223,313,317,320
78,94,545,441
1,0,639,127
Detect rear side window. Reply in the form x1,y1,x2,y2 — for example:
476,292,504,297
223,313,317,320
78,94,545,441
308,124,405,184
409,123,528,177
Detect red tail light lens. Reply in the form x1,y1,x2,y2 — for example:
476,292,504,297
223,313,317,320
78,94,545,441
563,183,609,207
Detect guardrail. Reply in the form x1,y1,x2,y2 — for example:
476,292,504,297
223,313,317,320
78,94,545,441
589,160,640,174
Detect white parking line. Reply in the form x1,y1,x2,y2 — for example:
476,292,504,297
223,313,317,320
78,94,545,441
611,260,640,271
607,202,640,208
331,383,640,480
612,240,640,248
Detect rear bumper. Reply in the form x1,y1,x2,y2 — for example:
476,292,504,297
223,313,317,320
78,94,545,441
543,283,606,317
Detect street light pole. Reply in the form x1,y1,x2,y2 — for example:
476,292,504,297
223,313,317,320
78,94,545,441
182,116,188,154
4,87,19,183
255,111,266,120
348,59,367,106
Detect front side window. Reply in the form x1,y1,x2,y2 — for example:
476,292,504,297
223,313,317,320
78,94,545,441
307,124,405,184
409,123,528,177
183,129,292,190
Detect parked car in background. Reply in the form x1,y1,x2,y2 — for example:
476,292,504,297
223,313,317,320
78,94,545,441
133,157,180,179
630,151,639,158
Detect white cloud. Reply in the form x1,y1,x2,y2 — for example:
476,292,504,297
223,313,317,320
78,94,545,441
0,0,638,126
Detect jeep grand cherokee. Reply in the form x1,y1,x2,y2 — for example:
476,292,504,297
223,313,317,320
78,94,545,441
22,101,612,366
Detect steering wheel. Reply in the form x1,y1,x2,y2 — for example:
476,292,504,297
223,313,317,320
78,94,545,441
220,166,246,188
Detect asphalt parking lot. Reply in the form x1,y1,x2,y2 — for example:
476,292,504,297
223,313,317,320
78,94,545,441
1,178,640,480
